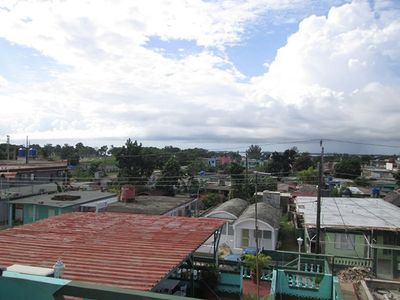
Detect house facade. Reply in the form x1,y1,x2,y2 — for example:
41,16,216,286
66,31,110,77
200,198,281,255
296,196,400,280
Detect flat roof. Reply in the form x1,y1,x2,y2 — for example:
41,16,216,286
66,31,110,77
296,197,400,231
0,161,67,172
10,191,116,208
0,212,225,291
107,195,193,215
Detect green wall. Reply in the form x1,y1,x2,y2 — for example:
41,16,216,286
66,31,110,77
324,232,366,258
22,205,71,225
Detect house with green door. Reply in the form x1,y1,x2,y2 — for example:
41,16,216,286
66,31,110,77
8,191,117,226
296,196,400,280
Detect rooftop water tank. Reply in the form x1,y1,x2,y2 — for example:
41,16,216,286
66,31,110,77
18,148,26,158
120,185,136,202
28,148,37,158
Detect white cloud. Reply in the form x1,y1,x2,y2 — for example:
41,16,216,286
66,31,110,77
0,0,399,148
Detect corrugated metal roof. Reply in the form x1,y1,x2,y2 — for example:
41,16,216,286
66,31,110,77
207,198,248,219
235,202,281,228
296,196,400,231
0,212,224,291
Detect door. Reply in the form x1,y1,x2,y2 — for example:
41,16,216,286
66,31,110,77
242,229,249,248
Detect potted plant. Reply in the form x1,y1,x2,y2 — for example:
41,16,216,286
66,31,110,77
242,253,272,283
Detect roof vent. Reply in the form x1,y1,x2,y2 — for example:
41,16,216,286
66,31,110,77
51,194,81,201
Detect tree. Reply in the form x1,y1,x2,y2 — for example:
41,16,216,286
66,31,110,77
334,156,361,179
246,145,262,160
297,167,318,184
293,152,314,171
97,145,108,157
115,139,155,185
264,148,298,176
187,159,207,176
157,157,181,196
228,163,248,199
203,193,222,209
60,144,79,165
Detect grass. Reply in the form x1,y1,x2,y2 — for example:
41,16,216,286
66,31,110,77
278,214,298,252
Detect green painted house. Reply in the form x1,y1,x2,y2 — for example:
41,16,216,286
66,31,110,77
8,191,117,226
296,196,400,280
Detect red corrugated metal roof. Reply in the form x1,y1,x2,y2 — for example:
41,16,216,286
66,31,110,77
0,212,224,291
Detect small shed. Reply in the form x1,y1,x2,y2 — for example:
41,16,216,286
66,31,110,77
233,202,281,251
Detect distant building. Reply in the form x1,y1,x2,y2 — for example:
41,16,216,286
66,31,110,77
107,195,200,217
8,191,116,226
0,160,67,189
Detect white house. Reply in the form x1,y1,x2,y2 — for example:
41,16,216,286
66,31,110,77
198,198,281,255
205,198,248,250
233,202,280,251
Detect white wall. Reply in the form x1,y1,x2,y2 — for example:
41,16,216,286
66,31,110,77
233,219,277,251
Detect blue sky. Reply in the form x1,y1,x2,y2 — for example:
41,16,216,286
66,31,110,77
0,0,399,154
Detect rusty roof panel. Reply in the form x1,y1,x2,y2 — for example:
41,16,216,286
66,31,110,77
0,212,224,291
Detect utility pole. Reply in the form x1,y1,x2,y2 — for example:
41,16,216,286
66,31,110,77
245,153,249,186
316,140,324,254
254,171,260,300
6,135,10,160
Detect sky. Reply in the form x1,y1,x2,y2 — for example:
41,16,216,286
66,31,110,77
0,0,399,154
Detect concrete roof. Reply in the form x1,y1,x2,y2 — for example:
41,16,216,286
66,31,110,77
107,195,193,215
10,191,116,208
296,196,400,231
0,212,225,291
236,202,281,228
0,160,67,172
207,198,248,218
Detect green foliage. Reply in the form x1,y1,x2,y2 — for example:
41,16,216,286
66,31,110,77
330,187,341,197
242,253,272,274
264,176,278,191
293,152,314,171
334,156,361,179
297,166,318,184
115,139,156,185
354,176,370,187
203,193,222,209
264,147,298,176
157,156,181,196
246,144,262,160
60,144,80,165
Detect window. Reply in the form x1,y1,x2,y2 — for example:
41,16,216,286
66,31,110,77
228,224,234,235
334,233,355,250
263,231,272,239
48,209,55,217
241,229,249,247
254,230,272,239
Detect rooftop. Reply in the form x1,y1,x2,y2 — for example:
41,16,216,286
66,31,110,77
0,160,67,172
237,202,281,228
10,191,116,208
207,198,248,219
107,195,193,215
0,212,225,291
296,196,400,231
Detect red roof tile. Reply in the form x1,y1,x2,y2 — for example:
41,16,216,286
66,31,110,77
0,212,224,291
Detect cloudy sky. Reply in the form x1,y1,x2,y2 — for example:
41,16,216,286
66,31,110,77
0,0,399,153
